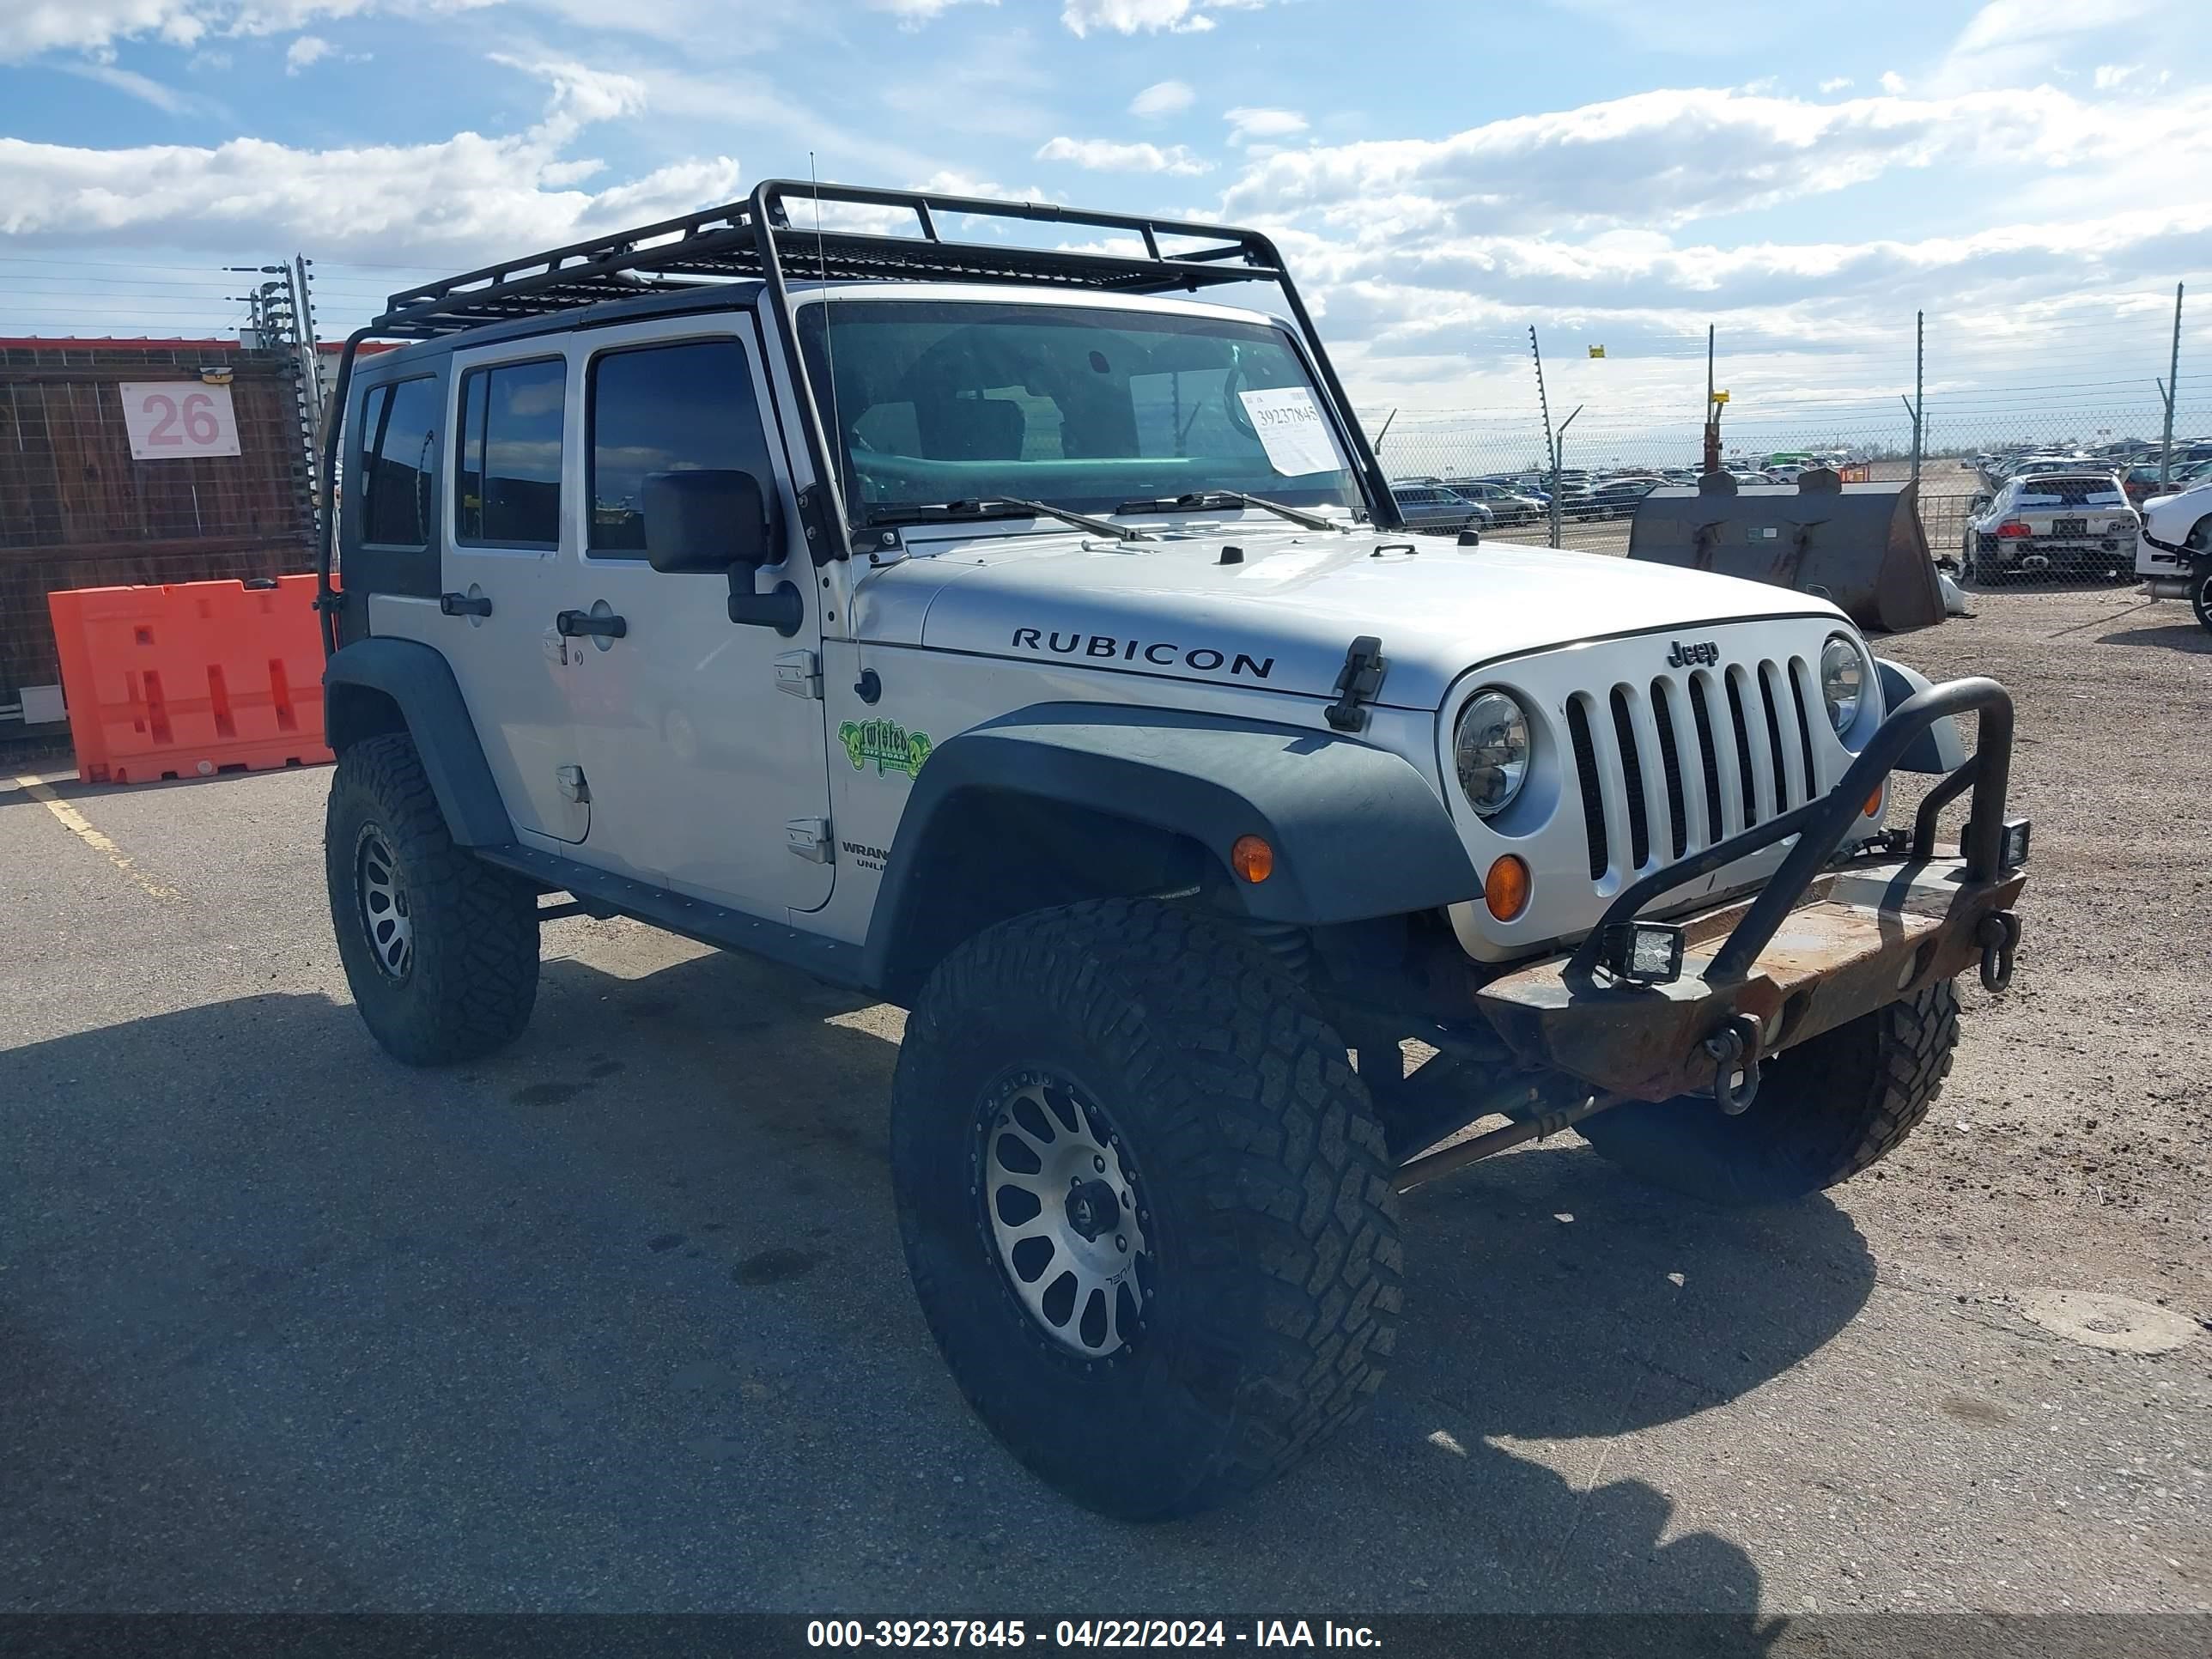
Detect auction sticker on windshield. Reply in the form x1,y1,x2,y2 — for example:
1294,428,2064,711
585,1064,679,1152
1238,386,1340,476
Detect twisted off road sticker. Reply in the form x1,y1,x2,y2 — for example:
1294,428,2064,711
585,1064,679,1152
839,718,933,779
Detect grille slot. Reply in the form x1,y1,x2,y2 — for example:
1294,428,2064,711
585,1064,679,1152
1650,678,1688,860
1566,697,1607,881
1609,689,1650,874
1566,652,1823,881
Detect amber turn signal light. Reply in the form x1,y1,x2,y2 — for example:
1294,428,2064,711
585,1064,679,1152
1484,854,1531,921
1863,785,1884,817
1231,835,1274,884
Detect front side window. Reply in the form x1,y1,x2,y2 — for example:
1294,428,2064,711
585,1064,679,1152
455,358,565,545
586,339,776,556
358,376,441,546
796,300,1359,524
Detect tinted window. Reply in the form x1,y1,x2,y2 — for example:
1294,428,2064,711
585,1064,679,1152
359,376,440,546
456,359,565,544
586,339,778,556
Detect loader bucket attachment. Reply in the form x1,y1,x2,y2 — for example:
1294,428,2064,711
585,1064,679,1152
1626,469,1946,634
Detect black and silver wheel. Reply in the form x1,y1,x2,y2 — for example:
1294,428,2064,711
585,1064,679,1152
325,731,541,1066
2191,559,2212,635
980,1071,1153,1356
893,899,1402,1520
1577,982,1959,1206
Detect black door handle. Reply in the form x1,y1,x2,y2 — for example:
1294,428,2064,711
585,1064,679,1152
555,610,627,639
440,592,493,617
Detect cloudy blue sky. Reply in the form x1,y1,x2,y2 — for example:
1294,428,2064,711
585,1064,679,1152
3,0,2208,448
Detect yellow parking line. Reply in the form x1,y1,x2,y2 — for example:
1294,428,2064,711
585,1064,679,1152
10,775,185,903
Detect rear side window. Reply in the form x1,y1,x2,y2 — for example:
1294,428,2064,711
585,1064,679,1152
358,376,441,547
586,338,779,556
455,358,566,545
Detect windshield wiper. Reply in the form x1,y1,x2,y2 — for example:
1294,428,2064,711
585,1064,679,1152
866,497,1149,542
1112,489,1344,532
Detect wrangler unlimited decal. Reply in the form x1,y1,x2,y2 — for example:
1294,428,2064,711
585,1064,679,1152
1009,628,1276,680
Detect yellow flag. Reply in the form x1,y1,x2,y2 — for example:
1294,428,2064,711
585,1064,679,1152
1711,390,1730,404
1588,345,1606,358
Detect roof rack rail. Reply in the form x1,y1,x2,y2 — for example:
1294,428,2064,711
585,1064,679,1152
318,179,1397,640
370,180,1285,337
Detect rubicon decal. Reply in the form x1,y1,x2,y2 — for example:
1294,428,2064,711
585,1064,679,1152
1010,628,1276,680
839,718,933,778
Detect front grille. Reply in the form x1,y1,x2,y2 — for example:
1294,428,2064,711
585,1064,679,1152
1568,654,1825,883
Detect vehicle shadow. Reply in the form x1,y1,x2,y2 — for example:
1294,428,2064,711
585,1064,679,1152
0,943,1852,1638
2097,620,2211,653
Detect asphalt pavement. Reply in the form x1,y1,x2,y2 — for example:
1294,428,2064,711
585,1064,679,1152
3,754,2206,1619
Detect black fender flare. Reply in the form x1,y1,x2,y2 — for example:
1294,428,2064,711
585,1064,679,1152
1875,658,1969,775
324,637,514,847
860,703,1480,995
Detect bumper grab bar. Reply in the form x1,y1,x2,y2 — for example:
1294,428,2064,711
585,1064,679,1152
1565,677,2016,985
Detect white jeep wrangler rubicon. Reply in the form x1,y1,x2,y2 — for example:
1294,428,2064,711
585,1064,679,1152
317,182,2030,1521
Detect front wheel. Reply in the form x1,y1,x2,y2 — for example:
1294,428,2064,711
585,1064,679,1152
2191,561,2212,634
325,732,541,1066
891,900,1403,1520
1577,982,1959,1206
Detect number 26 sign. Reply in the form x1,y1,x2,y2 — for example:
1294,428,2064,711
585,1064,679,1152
118,381,243,460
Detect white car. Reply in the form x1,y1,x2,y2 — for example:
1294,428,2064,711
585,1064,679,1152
313,179,2031,1522
1964,471,2139,582
2136,474,2212,631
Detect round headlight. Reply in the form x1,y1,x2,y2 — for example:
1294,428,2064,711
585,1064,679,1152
1820,635,1866,735
1455,690,1532,817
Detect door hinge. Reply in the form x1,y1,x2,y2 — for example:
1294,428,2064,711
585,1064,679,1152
786,817,833,862
556,764,590,805
775,649,823,700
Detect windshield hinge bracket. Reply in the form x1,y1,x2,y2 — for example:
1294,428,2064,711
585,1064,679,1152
1324,635,1389,733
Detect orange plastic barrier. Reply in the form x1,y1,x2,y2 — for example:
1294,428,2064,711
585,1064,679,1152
47,574,333,784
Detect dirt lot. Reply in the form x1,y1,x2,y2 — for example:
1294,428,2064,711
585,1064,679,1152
3,562,2207,1620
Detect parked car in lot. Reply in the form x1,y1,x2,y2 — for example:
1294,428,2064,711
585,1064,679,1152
1443,478,1546,526
2135,471,2212,632
1964,471,2138,581
1391,482,1493,533
1577,476,1663,519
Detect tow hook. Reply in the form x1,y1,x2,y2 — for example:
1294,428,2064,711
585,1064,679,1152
1977,910,2021,994
1704,1014,1764,1115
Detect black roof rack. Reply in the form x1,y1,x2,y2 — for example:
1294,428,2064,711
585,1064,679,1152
317,179,1396,640
371,180,1286,337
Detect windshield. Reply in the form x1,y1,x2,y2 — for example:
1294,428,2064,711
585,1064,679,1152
796,299,1361,525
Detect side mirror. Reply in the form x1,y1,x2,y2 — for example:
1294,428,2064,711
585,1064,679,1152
642,469,772,574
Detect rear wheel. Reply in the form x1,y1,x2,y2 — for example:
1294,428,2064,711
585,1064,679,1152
891,899,1402,1520
1577,983,1958,1206
325,732,540,1066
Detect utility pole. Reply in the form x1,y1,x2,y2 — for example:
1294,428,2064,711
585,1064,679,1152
1702,323,1721,476
1530,326,1560,547
2160,282,2184,487
1910,309,1924,487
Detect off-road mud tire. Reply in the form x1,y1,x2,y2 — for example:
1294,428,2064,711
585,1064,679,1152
891,898,1403,1520
325,731,540,1066
1576,981,1959,1206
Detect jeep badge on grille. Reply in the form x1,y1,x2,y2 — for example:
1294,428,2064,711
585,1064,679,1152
1666,640,1721,668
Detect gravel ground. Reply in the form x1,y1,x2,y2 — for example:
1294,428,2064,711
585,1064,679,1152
2,562,2206,1621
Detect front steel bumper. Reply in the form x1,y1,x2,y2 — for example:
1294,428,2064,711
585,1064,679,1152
1473,677,2027,1103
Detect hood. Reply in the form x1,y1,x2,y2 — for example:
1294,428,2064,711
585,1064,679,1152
854,522,1844,709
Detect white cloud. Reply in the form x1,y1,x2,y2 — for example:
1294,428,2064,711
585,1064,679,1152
283,33,331,71
1225,106,1306,147
1879,70,1905,94
866,0,998,27
1129,78,1193,118
1060,0,1275,38
1818,76,1852,94
1034,136,1208,175
0,1,488,63
2093,63,2140,89
58,58,204,112
0,55,733,258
